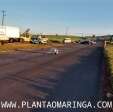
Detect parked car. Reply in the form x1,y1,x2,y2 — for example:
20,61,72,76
63,38,72,43
31,35,48,44
79,40,89,45
89,40,96,45
40,35,48,44
30,35,39,44
80,40,97,45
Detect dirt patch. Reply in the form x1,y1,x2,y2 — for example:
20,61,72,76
0,43,63,54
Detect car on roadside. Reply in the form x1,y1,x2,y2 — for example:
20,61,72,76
63,38,72,43
89,40,96,45
80,40,96,45
31,35,48,44
79,40,89,45
40,36,48,44
30,35,40,44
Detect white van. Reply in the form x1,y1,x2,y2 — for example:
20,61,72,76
63,38,72,43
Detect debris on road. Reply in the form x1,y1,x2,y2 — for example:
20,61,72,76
48,48,59,55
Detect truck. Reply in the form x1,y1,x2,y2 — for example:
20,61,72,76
20,28,31,42
0,26,20,44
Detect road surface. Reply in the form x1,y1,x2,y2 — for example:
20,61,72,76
0,43,103,112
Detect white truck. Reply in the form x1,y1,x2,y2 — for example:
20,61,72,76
0,26,20,44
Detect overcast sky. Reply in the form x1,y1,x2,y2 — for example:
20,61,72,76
0,0,113,35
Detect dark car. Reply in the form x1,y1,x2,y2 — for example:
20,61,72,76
31,35,40,44
80,40,89,45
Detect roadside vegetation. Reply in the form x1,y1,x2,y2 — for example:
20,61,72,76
105,43,113,89
0,43,63,53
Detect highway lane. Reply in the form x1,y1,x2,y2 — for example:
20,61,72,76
0,43,103,112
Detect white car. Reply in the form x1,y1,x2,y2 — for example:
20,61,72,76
63,38,72,43
89,40,96,45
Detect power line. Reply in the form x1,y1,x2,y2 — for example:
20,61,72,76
1,10,6,26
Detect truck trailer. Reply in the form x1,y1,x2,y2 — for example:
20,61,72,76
0,26,20,43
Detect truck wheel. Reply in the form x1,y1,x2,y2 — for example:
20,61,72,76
20,38,24,43
9,38,14,43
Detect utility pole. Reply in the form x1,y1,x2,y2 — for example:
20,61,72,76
1,10,6,26
65,27,69,36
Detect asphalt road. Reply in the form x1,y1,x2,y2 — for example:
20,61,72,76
0,43,104,112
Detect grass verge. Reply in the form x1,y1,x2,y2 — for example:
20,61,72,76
0,43,63,53
105,44,113,89
47,35,80,43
